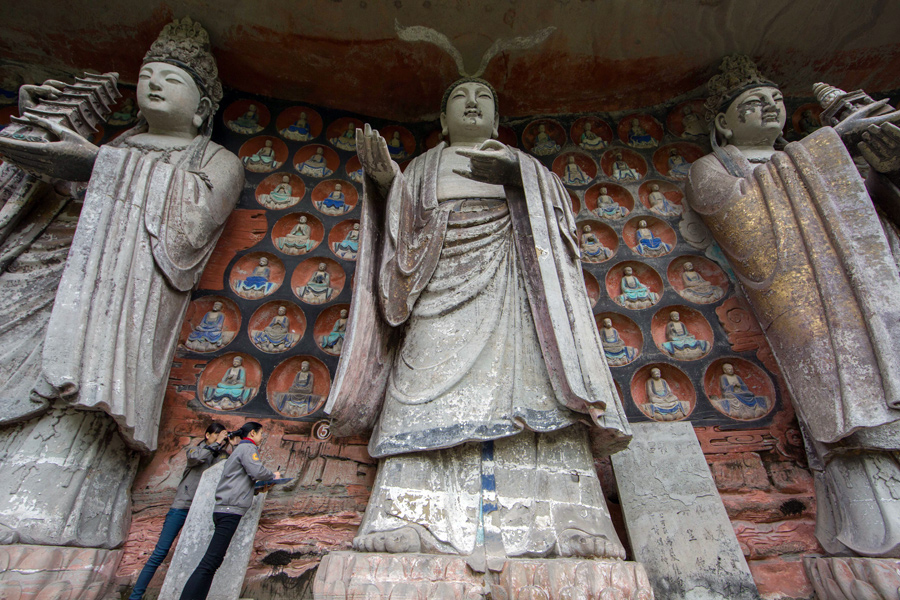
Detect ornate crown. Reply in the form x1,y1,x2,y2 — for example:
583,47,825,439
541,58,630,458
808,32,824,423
143,17,223,113
703,55,777,122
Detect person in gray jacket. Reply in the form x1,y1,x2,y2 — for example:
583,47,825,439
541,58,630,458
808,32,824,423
180,421,281,600
129,422,230,600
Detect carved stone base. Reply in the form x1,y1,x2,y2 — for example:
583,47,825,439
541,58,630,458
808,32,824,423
804,556,900,600
313,551,654,600
0,544,122,599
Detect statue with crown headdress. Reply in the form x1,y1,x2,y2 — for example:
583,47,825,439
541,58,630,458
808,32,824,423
0,17,242,596
685,55,900,571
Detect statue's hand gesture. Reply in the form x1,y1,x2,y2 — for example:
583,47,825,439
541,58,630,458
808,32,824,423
18,79,68,114
834,99,900,147
453,140,520,186
859,122,900,177
0,113,99,181
356,123,396,193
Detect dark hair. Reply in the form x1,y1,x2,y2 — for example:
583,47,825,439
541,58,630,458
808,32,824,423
205,422,226,436
232,421,263,439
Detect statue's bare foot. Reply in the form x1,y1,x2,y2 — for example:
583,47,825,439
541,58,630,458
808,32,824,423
352,526,422,553
556,528,626,560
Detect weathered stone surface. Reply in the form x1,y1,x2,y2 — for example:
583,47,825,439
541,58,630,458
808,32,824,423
748,559,813,600
706,452,771,492
804,556,900,600
612,421,760,600
0,544,122,599
159,461,266,600
732,519,822,559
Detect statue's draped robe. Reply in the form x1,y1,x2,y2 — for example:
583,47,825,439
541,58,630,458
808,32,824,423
687,126,900,557
38,142,242,452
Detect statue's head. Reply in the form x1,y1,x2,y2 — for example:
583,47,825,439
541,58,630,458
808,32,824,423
651,184,659,191
301,361,310,371
623,266,633,276
282,175,290,183
683,261,694,271
334,183,342,191
600,187,608,194
603,318,612,328
584,122,592,131
212,301,223,311
264,140,273,148
583,225,591,233
232,356,243,366
638,220,648,228
440,78,500,143
316,147,324,155
670,311,680,321
277,306,287,315
259,257,268,266
723,363,735,375
705,55,784,148
353,223,359,230
140,17,222,135
299,216,307,223
650,368,661,379
318,262,326,270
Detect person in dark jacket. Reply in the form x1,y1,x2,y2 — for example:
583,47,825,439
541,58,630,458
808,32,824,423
129,422,230,600
179,421,280,600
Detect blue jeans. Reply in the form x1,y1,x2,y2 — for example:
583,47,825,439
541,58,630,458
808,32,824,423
128,507,190,600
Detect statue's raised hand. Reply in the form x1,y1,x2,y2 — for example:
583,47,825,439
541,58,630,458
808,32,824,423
834,99,900,147
356,123,396,192
18,79,68,114
0,114,99,181
859,122,900,177
453,140,520,186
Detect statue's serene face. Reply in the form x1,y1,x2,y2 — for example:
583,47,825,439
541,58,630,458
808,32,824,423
716,86,785,146
137,61,203,131
651,368,661,379
441,81,498,143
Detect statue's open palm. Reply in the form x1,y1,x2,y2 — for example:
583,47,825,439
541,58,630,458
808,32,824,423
356,123,395,191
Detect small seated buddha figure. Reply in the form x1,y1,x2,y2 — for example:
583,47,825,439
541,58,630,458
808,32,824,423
275,361,321,416
666,148,691,179
277,215,315,254
611,152,640,181
562,155,591,186
579,121,607,152
251,306,298,352
331,123,357,151
594,187,628,220
679,261,724,304
297,146,333,178
634,220,672,257
315,183,351,216
799,109,821,135
333,223,360,260
644,368,689,421
108,97,137,126
647,184,682,217
281,111,313,141
228,104,264,134
235,257,277,299
185,301,231,352
386,131,409,160
297,263,334,304
616,266,659,309
599,318,637,366
711,363,770,419
204,356,254,409
242,139,281,173
680,105,707,138
580,225,613,263
348,166,364,184
531,124,560,156
321,309,349,354
259,175,300,209
627,118,656,148
661,311,709,360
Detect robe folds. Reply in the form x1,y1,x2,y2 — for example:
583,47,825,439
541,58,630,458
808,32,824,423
326,143,630,458
38,141,243,452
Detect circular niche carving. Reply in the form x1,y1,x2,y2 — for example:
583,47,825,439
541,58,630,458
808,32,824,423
630,363,696,422
314,304,351,356
498,125,519,149
567,190,582,216
617,113,664,149
108,90,138,127
622,216,677,258
238,136,288,173
584,183,634,220
522,119,565,157
248,301,307,354
345,155,363,184
311,179,358,217
667,99,708,139
425,128,445,150
380,125,417,161
600,148,647,183
638,180,684,218
197,352,262,411
570,116,613,152
791,103,824,136
326,117,365,152
704,357,776,421
255,172,305,210
180,296,241,353
582,269,601,308
329,219,361,261
650,305,713,361
605,261,664,310
595,312,643,367
577,220,618,264
276,105,323,142
223,99,270,135
292,258,346,306
666,255,728,305
267,355,331,418
653,143,704,181
271,212,323,256
229,252,284,300
293,144,341,179
552,151,597,187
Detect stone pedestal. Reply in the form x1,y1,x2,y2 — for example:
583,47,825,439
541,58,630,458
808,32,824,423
313,551,654,600
158,461,267,600
611,421,760,600
804,556,900,600
0,544,122,599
